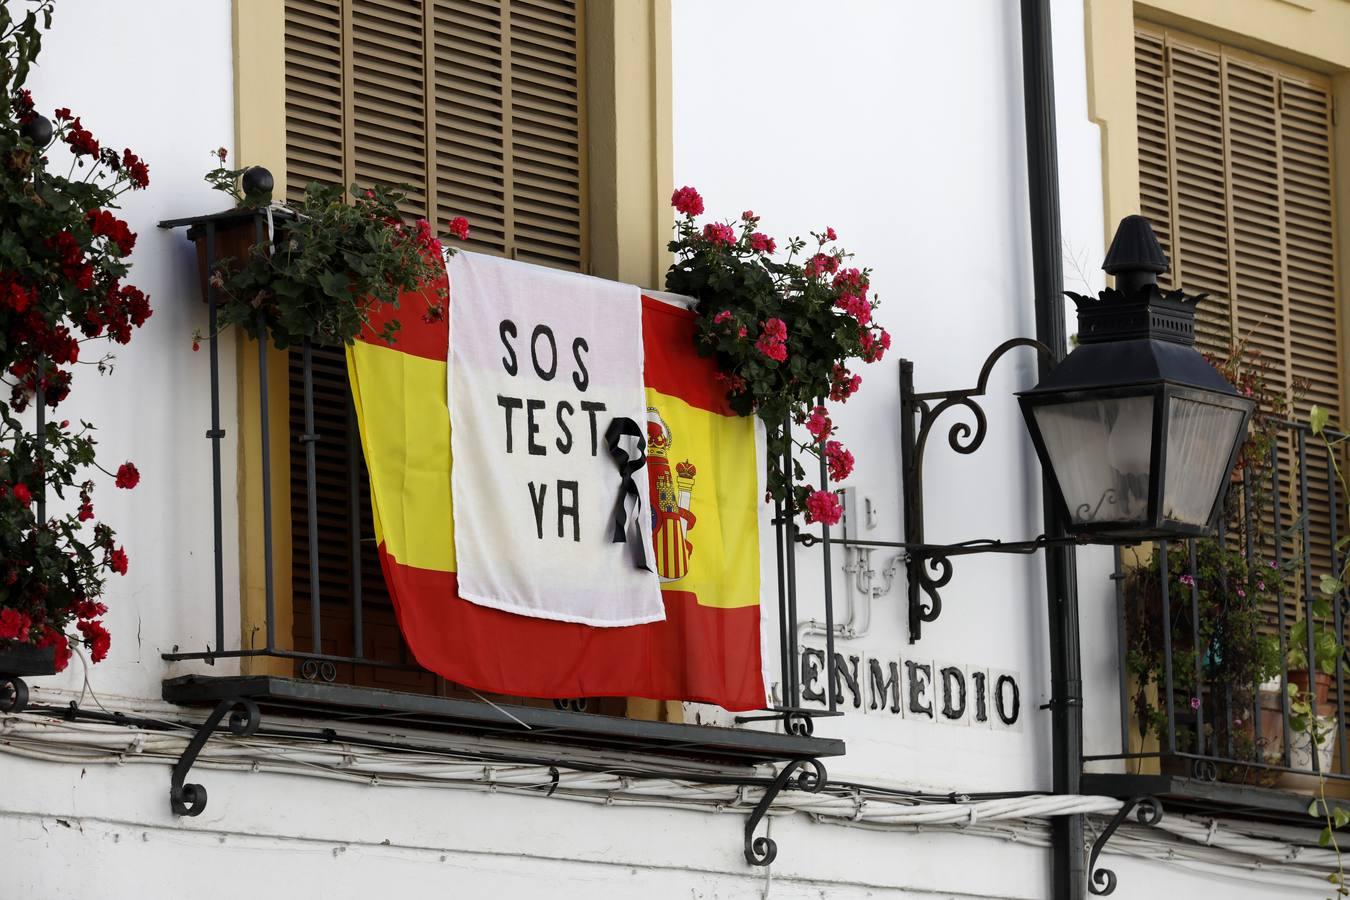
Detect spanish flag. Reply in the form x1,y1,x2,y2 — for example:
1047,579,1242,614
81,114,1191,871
347,272,766,711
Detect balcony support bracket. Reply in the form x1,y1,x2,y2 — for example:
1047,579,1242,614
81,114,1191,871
0,675,30,713
743,758,828,866
169,696,261,817
1087,795,1162,895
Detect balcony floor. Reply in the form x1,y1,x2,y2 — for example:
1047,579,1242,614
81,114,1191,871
163,675,845,768
1083,772,1350,825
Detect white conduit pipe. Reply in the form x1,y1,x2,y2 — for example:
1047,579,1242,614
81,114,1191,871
1,712,1340,885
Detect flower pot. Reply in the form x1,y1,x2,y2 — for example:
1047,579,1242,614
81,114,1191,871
0,641,56,714
1289,713,1338,773
1289,669,1333,708
1259,684,1287,764
188,212,267,303
0,641,56,677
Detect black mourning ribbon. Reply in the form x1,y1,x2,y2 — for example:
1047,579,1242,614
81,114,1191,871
605,417,651,572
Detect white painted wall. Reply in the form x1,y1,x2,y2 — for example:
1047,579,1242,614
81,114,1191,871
17,0,242,704
671,0,1123,793
0,2,1322,898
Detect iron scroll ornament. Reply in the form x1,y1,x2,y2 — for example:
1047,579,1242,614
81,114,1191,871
1087,796,1163,895
901,338,1055,641
169,696,262,816
743,758,828,865
0,675,29,714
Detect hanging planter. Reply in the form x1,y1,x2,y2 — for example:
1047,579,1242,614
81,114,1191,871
188,153,460,350
0,642,56,713
0,641,56,675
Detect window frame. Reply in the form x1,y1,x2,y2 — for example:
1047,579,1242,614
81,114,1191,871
229,0,673,685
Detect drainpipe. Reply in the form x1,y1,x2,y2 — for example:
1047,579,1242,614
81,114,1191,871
1018,2,1086,898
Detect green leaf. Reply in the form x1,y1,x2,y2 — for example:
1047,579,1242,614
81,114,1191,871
317,272,351,300
1323,575,1346,596
1321,827,1334,848
1312,800,1324,817
1311,405,1331,436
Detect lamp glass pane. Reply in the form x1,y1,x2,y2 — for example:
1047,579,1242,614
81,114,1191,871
1162,396,1246,526
1033,396,1154,525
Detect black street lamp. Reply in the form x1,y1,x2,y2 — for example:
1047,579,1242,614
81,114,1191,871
1018,215,1253,541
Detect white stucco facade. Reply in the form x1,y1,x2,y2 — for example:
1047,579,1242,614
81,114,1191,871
0,2,1334,898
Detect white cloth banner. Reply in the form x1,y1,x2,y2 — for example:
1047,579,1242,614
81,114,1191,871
447,251,664,626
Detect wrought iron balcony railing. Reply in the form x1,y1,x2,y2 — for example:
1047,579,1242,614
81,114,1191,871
154,208,845,730
1087,416,1350,788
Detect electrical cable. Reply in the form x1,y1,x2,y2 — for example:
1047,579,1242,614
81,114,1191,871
1,703,1340,889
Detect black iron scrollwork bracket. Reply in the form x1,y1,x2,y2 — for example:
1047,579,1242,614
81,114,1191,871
300,658,338,683
743,758,828,866
169,696,262,816
900,338,1056,642
0,674,31,714
1087,796,1162,895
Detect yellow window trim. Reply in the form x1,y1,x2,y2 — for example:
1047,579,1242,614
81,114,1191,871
229,1,673,688
1086,0,1350,238
232,0,291,676
1086,0,1350,417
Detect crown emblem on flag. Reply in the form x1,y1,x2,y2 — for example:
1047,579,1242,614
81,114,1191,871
646,407,672,457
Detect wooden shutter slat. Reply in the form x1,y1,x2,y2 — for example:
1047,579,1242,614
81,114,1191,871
284,0,586,686
1137,21,1343,630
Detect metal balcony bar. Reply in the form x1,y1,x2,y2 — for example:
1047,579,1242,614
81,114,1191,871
1087,417,1350,783
158,209,842,726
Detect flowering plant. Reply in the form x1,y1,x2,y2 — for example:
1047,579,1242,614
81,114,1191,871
664,187,887,523
1124,539,1286,755
0,2,147,670
202,150,469,349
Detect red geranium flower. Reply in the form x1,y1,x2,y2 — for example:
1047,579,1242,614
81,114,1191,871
77,619,111,663
36,627,72,672
754,318,788,363
109,546,128,575
805,489,843,526
670,186,704,217
87,209,137,256
825,440,854,482
121,149,150,189
804,406,832,444
63,117,99,156
447,216,471,241
701,222,736,247
748,232,776,254
115,462,140,489
0,609,31,642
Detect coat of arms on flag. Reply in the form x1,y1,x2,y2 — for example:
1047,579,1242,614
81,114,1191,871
646,406,697,583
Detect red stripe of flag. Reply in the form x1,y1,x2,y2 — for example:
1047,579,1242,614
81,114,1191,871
378,545,765,711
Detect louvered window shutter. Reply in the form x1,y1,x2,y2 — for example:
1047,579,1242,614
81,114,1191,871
284,0,586,264
281,0,587,690
1134,22,1343,599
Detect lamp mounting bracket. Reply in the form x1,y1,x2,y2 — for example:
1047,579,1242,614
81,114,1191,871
900,338,1055,642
